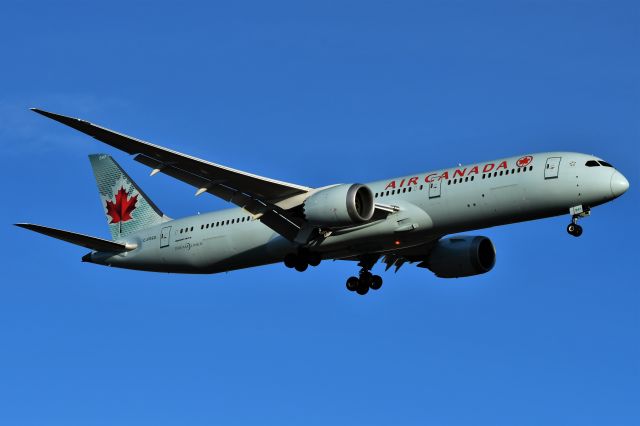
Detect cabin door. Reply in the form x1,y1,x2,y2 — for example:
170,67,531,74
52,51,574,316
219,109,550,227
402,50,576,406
544,157,561,179
160,226,171,248
429,180,441,198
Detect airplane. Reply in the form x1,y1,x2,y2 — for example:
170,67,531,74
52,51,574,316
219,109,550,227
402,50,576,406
16,108,629,295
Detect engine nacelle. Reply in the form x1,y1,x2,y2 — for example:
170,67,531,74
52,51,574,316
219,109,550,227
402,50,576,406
303,184,375,227
426,236,496,278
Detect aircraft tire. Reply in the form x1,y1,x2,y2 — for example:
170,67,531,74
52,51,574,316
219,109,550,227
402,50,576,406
284,254,297,268
356,284,369,295
567,223,583,237
370,275,383,290
573,224,583,237
346,276,359,291
308,253,321,267
294,261,308,272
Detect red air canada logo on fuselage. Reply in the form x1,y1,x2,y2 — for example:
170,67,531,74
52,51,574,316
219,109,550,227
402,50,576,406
516,155,533,168
383,156,534,190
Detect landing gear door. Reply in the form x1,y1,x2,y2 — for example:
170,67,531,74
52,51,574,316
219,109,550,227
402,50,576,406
160,226,171,248
545,157,561,179
429,180,441,199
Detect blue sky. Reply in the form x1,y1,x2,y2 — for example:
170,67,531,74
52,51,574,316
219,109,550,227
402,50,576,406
1,1,638,424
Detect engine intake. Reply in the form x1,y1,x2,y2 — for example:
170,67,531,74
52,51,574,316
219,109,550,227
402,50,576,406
426,236,496,278
303,184,374,227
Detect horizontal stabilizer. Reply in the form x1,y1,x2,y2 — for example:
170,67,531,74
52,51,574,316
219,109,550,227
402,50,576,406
15,223,135,252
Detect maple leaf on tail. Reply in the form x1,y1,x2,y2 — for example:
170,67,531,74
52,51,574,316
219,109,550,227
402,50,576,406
106,187,138,224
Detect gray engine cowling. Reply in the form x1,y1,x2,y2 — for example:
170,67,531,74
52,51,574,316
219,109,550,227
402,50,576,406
303,184,375,227
426,236,496,278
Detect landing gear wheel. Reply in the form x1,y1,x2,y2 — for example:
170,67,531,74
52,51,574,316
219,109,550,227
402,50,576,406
346,276,359,292
567,223,583,237
356,273,372,295
573,224,583,237
294,261,308,272
370,275,383,290
308,253,321,267
356,284,369,295
284,254,297,268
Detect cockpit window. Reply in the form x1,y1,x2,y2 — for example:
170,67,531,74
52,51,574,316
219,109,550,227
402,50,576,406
598,161,614,168
585,160,600,167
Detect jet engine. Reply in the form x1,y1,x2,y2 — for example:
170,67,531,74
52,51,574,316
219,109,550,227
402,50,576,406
425,236,496,278
303,184,375,227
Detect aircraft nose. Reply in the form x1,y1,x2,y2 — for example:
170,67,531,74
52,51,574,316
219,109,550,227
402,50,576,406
610,170,629,198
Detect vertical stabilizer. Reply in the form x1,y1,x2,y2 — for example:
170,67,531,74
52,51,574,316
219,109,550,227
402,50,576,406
89,154,168,240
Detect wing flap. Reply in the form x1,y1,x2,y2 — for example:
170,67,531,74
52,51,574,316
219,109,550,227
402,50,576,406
136,154,305,239
15,223,134,252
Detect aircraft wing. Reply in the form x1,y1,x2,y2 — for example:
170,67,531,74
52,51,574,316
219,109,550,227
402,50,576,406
31,108,311,240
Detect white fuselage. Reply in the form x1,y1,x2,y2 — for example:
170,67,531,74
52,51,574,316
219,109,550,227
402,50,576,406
87,152,627,273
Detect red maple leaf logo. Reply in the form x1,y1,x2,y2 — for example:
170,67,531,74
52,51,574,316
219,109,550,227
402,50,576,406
516,156,533,167
105,187,138,224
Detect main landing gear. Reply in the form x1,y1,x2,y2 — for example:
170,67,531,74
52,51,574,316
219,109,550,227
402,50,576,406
567,205,589,237
284,252,383,296
283,251,321,272
345,268,383,296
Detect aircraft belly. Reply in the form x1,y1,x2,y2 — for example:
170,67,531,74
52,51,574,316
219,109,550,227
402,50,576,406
315,200,435,255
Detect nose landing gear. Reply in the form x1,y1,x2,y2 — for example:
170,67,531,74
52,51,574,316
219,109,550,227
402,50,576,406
567,205,590,237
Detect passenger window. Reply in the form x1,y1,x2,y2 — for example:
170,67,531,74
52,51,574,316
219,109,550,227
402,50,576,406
471,176,474,181
493,172,497,177
447,180,451,185
529,166,533,171
190,227,194,231
419,185,423,190
585,160,599,167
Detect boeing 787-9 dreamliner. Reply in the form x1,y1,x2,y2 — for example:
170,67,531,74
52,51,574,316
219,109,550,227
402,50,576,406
16,109,629,295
